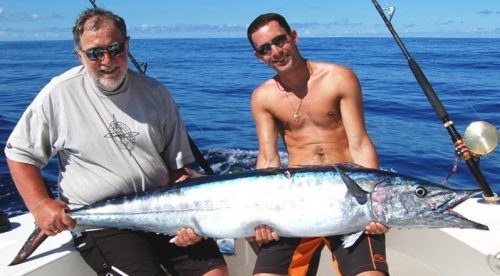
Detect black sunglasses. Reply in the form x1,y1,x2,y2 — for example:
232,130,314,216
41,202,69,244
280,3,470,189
256,34,289,56
80,41,126,61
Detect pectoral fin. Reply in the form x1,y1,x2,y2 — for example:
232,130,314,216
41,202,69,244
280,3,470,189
341,231,364,248
334,165,368,205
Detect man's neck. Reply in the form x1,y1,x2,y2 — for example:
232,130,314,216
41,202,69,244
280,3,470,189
276,59,311,94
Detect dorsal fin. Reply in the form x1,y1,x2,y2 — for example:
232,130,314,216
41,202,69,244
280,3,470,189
334,165,368,205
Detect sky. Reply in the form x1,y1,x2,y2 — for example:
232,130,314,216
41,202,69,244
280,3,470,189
1,0,500,41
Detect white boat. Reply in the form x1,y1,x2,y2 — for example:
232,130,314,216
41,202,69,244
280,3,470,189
1,197,499,276
1,1,499,275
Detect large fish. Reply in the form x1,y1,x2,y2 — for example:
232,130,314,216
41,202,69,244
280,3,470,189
10,163,488,265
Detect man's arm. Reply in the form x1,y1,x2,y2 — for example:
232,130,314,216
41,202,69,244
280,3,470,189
252,88,281,169
168,165,209,246
250,88,281,243
338,68,379,169
338,69,389,235
7,158,75,235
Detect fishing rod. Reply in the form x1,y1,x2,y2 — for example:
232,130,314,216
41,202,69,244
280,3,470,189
89,0,148,74
88,0,214,175
371,0,498,202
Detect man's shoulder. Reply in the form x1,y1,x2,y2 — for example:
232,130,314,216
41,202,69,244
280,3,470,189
51,65,86,84
312,61,353,74
127,69,161,86
127,69,170,94
253,76,278,93
311,61,357,86
251,78,279,100
39,65,86,96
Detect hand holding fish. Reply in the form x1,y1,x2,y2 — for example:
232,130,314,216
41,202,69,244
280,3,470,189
248,224,280,245
364,221,390,235
31,198,75,236
249,221,389,245
171,227,203,247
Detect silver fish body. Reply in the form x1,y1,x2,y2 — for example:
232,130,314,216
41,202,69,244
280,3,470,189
69,164,488,238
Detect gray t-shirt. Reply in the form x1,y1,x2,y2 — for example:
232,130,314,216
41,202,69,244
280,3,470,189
5,65,195,209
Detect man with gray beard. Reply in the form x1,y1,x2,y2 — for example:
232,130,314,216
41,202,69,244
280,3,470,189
5,8,228,276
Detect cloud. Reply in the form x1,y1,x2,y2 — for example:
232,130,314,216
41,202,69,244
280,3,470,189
332,18,363,27
435,20,456,26
130,20,368,39
292,19,363,30
128,20,371,38
0,9,63,22
5,12,42,21
129,23,247,38
0,26,70,40
479,10,495,15
2,16,500,40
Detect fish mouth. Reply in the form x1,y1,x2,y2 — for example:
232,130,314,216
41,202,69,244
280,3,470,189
437,189,481,211
438,189,489,230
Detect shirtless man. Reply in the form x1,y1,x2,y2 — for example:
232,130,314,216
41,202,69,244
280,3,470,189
247,13,389,276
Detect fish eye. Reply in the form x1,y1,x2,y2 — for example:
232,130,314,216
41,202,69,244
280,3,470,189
415,186,427,198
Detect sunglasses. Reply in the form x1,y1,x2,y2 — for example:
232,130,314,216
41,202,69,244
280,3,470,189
80,41,126,61
256,34,289,56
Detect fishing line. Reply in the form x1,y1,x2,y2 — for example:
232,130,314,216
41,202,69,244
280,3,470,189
441,157,460,186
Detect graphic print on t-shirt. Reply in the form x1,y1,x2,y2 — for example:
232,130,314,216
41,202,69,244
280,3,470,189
104,114,140,153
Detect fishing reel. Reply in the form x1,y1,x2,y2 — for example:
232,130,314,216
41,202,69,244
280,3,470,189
463,121,500,204
463,121,499,157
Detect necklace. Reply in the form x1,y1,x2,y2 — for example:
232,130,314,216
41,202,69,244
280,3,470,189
286,94,303,122
275,61,312,123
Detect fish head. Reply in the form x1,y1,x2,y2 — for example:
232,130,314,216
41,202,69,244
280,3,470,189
370,177,488,230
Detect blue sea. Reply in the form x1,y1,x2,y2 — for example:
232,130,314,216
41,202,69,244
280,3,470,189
1,37,499,216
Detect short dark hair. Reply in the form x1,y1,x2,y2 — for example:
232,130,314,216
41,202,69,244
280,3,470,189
72,8,127,50
247,13,292,50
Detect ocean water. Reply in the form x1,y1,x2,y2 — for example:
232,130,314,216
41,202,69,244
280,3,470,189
0,37,499,216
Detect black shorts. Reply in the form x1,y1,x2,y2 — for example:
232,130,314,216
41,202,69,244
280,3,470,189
74,228,226,276
254,234,389,276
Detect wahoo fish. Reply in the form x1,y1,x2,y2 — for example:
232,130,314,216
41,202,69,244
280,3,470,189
11,163,488,265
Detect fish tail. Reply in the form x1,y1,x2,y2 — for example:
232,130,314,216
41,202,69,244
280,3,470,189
9,225,48,266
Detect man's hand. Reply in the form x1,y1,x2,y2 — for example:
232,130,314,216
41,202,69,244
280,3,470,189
364,221,390,235
171,227,203,247
246,224,280,245
32,198,75,236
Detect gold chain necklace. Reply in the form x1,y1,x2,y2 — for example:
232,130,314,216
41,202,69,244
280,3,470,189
285,94,303,122
275,61,312,123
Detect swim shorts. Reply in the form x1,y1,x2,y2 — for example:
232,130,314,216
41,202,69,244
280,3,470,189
74,228,226,276
253,234,389,276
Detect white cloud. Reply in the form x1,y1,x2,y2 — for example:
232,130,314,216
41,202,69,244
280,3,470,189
479,10,494,15
128,23,247,38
